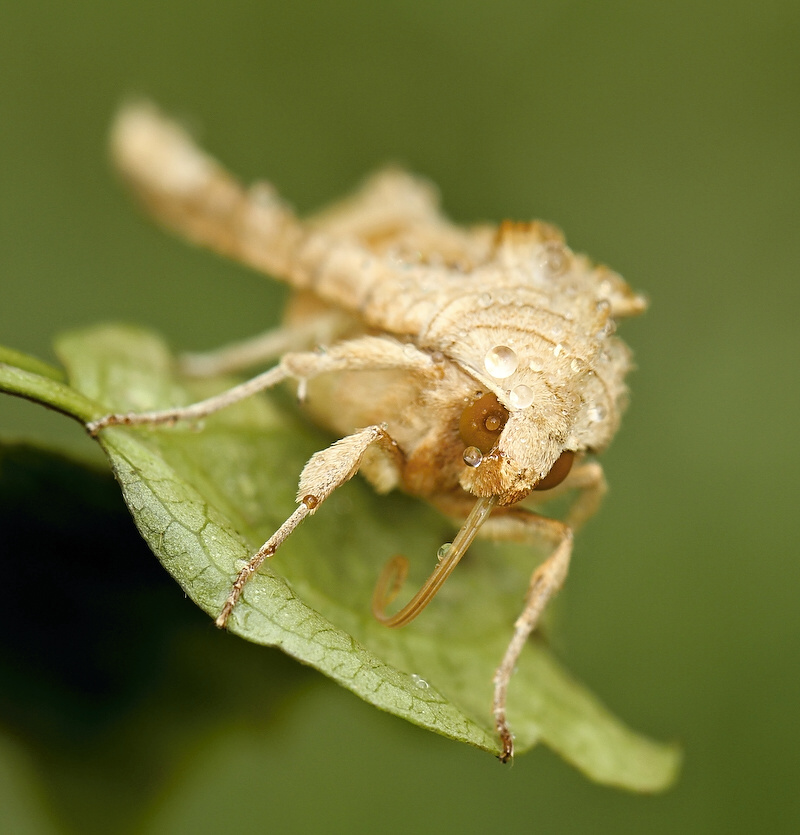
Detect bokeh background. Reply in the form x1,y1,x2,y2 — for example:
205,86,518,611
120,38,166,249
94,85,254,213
2,1,799,832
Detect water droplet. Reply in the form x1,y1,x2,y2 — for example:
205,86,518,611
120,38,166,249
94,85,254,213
509,384,534,409
529,357,544,372
484,413,503,432
478,292,493,308
410,673,430,690
403,343,418,358
540,242,569,276
570,358,586,373
431,350,445,364
484,345,518,378
437,543,452,561
553,343,564,358
463,446,483,467
302,494,319,510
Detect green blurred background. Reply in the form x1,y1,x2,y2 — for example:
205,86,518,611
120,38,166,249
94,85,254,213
2,1,799,832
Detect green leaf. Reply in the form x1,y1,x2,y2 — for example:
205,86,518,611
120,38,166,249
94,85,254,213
0,325,680,790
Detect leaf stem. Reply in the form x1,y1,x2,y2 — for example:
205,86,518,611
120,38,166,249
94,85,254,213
0,345,65,381
0,361,103,424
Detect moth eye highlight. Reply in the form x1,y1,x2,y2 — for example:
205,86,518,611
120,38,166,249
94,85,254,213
534,450,575,491
459,392,509,454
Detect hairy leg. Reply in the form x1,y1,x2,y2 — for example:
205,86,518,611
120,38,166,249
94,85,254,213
87,334,438,435
431,494,587,762
522,460,607,532
482,511,573,762
179,309,349,377
217,423,404,627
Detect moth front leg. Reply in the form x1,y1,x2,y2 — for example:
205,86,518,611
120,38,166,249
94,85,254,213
430,497,575,763
486,512,573,763
216,423,404,628
523,459,607,533
562,461,607,531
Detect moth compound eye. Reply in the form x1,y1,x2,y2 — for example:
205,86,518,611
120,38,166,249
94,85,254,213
534,450,575,491
459,392,509,454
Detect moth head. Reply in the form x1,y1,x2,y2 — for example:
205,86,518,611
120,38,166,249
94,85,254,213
457,390,575,505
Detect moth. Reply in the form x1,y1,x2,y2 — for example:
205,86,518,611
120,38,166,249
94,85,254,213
88,104,647,761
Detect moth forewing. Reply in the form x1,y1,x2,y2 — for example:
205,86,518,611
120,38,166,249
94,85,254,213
95,103,647,762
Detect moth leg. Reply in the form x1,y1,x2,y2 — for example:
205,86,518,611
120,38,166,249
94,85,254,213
180,308,349,377
216,423,404,628
430,496,576,762
475,510,573,763
86,364,290,435
87,334,436,436
524,460,607,532
562,461,607,531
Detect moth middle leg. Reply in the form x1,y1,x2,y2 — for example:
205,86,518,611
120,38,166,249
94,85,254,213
86,334,437,435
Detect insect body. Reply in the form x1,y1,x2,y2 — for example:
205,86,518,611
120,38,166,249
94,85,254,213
88,104,647,761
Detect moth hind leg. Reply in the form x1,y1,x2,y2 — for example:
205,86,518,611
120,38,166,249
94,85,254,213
180,296,355,378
